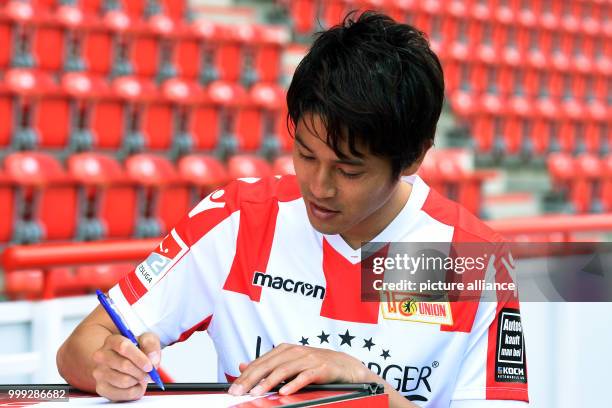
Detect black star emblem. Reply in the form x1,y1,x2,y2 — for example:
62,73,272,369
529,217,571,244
338,330,355,347
317,331,330,344
381,349,391,360
362,337,375,351
299,336,309,346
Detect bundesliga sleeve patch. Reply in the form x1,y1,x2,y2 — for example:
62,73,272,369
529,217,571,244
495,308,527,383
135,229,188,289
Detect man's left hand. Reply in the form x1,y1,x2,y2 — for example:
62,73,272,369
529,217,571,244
227,343,371,396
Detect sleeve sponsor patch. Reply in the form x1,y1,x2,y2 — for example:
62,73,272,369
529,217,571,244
135,229,188,290
495,307,527,383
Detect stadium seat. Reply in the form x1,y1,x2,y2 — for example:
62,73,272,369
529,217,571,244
194,81,246,157
68,152,135,240
603,155,612,212
143,77,201,157
91,75,156,154
33,4,89,73
2,0,35,69
547,152,577,212
176,19,221,83
272,154,295,176
4,69,63,150
0,16,10,70
227,154,272,179
83,9,131,77
288,0,317,34
4,152,77,242
575,154,604,213
254,25,289,84
236,83,285,155
125,153,189,237
0,171,14,243
178,154,228,202
131,12,177,81
60,71,109,153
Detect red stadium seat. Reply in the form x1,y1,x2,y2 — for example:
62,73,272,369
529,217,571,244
5,152,77,242
126,154,189,237
32,4,91,73
236,83,285,154
92,76,156,153
0,171,14,243
68,152,136,240
60,72,109,152
289,0,318,34
272,154,295,176
176,19,221,82
321,0,348,30
193,81,246,156
227,154,272,179
547,152,579,212
575,154,604,213
2,69,57,149
538,0,561,31
603,155,612,212
178,154,228,201
83,9,131,76
2,0,35,69
254,25,289,83
131,12,178,80
0,16,10,70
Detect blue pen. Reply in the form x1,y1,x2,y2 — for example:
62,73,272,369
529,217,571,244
95,290,165,390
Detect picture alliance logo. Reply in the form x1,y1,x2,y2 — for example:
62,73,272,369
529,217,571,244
252,272,326,299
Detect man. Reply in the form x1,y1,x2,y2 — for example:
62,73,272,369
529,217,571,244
57,11,529,407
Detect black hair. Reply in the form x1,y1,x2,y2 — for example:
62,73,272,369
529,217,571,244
286,11,445,179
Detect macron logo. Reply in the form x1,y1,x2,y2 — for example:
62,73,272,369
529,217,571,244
252,272,326,300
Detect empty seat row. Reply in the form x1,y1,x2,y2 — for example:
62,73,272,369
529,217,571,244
0,69,293,157
548,153,612,213
283,0,612,37
2,0,190,24
445,63,610,101
0,151,296,245
0,148,490,245
0,1,290,83
466,114,610,157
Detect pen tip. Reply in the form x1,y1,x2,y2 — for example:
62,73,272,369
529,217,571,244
160,384,165,391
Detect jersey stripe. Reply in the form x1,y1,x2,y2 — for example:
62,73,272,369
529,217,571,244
320,238,379,324
223,200,280,301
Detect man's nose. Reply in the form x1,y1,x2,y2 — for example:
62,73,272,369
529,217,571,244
309,167,336,199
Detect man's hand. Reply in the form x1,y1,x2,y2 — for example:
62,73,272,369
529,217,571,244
91,332,161,401
227,343,370,397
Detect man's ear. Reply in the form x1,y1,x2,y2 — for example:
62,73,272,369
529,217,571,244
401,140,433,176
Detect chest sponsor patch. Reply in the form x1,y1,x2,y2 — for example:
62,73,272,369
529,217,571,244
381,291,453,326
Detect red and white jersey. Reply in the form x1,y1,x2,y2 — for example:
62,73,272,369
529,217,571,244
109,175,529,406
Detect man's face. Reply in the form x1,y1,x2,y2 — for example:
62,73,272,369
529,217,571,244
293,113,408,245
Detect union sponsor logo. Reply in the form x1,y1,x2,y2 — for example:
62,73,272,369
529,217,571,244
381,291,453,325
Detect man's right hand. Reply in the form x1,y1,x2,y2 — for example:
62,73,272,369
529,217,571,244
91,332,161,401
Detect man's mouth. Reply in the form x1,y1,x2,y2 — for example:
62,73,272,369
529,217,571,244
308,200,340,220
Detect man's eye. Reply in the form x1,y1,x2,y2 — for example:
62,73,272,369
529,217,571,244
299,152,315,161
338,168,363,179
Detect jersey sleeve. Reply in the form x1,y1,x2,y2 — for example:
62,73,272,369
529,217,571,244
108,184,239,347
451,244,529,403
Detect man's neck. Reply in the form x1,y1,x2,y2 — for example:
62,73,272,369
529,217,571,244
341,181,412,250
